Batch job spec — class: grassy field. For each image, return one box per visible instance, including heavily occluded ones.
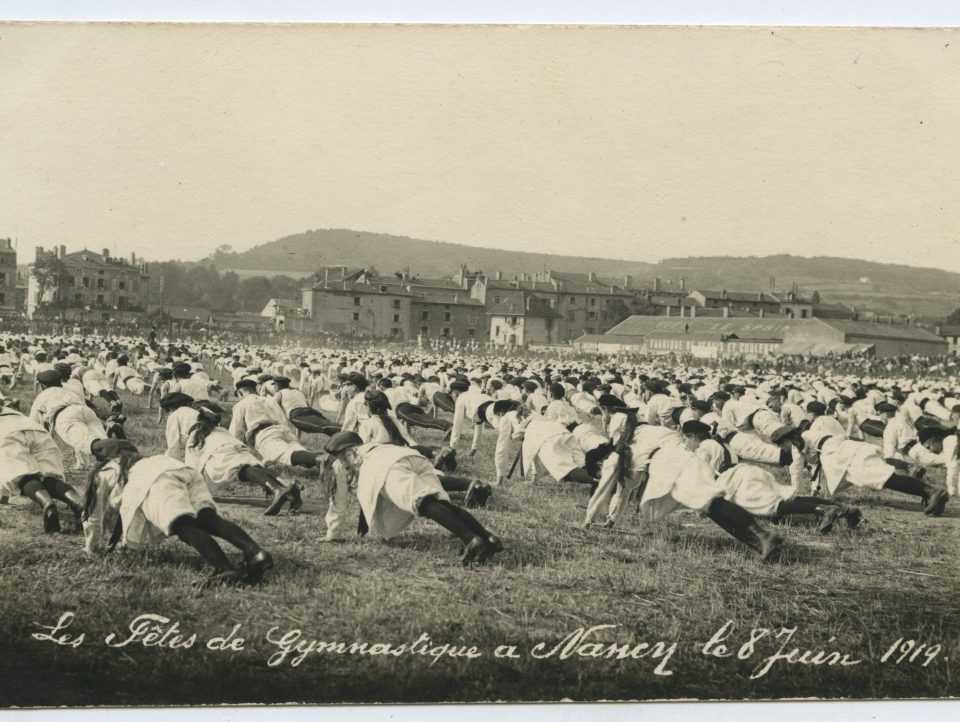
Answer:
[0,375,957,706]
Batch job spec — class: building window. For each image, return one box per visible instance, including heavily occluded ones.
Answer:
[493,295,500,304]
[586,327,594,334]
[82,277,90,288]
[392,299,400,309]
[590,298,596,306]
[443,312,451,322]
[800,309,808,318]
[391,328,400,337]
[510,316,517,324]
[442,327,451,337]
[393,314,400,323]
[74,293,82,303]
[495,325,500,336]
[96,294,104,304]
[97,278,104,289]
[0,293,4,305]
[567,311,575,321]
[569,297,575,304]
[588,311,596,320]
[467,328,475,337]
[353,296,361,306]
[352,312,360,321]
[119,280,126,290]
[421,310,429,321]
[420,326,429,335]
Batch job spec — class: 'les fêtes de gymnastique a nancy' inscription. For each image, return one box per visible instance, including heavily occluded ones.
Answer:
[31,612,945,680]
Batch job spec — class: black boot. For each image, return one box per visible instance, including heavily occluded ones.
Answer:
[262,480,297,517]
[839,504,863,529]
[239,549,274,585]
[464,480,492,509]
[923,483,949,517]
[707,498,783,562]
[815,504,844,534]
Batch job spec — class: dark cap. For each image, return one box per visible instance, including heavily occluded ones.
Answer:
[235,378,258,392]
[273,376,291,389]
[363,389,391,413]
[37,370,62,386]
[345,372,368,390]
[91,438,140,461]
[449,380,469,393]
[159,392,194,410]
[876,402,898,414]
[681,420,712,436]
[806,401,827,415]
[493,399,521,416]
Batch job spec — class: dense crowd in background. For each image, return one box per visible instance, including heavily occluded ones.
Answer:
[0,324,957,589]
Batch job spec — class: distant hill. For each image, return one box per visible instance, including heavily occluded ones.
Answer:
[208,229,960,318]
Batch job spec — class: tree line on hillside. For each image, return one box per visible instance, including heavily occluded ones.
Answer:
[148,262,302,313]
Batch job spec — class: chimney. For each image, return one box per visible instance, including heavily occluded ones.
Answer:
[679,305,684,318]
[680,276,686,291]
[496,270,502,281]
[623,275,632,288]
[654,277,661,292]
[721,289,727,300]
[35,246,43,262]
[454,293,459,303]
[666,305,671,317]
[59,245,66,259]
[130,252,136,266]
[690,305,696,318]
[722,306,730,318]
[525,295,531,311]
[757,291,763,301]
[759,308,764,318]
[588,272,596,282]
[103,248,110,259]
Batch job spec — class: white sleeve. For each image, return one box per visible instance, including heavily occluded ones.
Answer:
[82,468,116,554]
[449,396,466,447]
[164,414,183,459]
[494,416,514,478]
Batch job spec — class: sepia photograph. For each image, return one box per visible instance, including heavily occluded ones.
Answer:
[0,4,959,710]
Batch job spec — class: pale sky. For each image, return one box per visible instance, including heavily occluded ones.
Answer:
[1,23,959,271]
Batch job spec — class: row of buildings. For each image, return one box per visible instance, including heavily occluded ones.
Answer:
[5,241,959,357]
[295,265,868,345]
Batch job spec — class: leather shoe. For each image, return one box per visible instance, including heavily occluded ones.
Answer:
[240,550,274,585]
[42,503,61,534]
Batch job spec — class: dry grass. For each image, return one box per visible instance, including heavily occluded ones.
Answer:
[0,375,957,706]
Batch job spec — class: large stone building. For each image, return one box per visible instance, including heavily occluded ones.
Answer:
[935,324,960,355]
[301,267,413,339]
[27,246,150,321]
[471,270,634,342]
[0,238,17,316]
[488,293,562,346]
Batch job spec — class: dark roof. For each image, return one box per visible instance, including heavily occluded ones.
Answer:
[935,324,960,337]
[816,318,947,343]
[410,288,482,306]
[691,290,781,304]
[574,333,645,346]
[60,249,143,272]
[606,315,796,340]
[309,280,413,296]
[812,303,856,319]
[487,293,561,319]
